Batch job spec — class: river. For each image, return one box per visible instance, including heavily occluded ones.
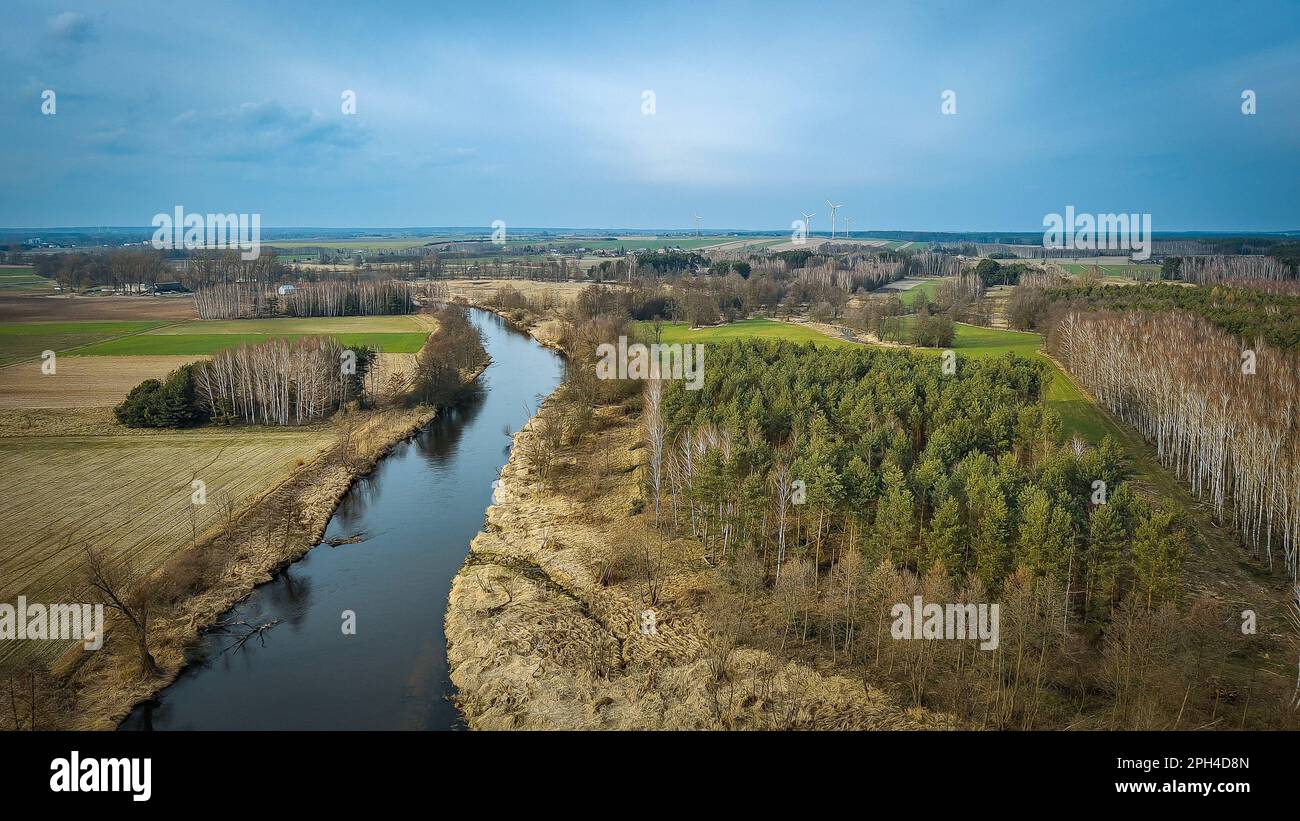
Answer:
[121,309,563,730]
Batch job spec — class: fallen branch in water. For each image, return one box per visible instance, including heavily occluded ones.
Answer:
[213,618,282,654]
[320,532,368,547]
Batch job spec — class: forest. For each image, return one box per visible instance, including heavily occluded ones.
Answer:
[501,319,1294,728]
[1050,309,1300,578]
[638,339,1181,614]
[1013,281,1300,349]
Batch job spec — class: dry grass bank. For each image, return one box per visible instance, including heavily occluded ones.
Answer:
[446,403,941,730]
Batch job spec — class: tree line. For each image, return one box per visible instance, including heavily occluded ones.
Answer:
[195,279,414,320]
[1050,309,1300,578]
[1012,281,1300,349]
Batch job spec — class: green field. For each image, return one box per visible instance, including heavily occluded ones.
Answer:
[75,331,427,356]
[1059,262,1161,279]
[548,236,761,252]
[0,267,54,293]
[153,316,424,335]
[897,279,942,307]
[266,236,448,251]
[61,316,429,355]
[0,320,167,365]
[640,318,858,348]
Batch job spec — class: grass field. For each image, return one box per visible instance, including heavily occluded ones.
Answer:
[896,279,942,307]
[642,318,858,348]
[545,236,749,252]
[0,320,168,366]
[152,316,425,334]
[1059,262,1161,279]
[59,315,430,356]
[0,427,334,668]
[0,266,54,293]
[75,332,427,356]
[266,236,446,251]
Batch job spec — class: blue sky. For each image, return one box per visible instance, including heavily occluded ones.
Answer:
[2,0,1298,231]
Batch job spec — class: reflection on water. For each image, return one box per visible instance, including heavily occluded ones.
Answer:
[121,310,563,730]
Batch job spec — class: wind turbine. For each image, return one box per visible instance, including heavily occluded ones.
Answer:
[692,213,702,236]
[843,216,852,238]
[826,200,843,239]
[801,211,816,239]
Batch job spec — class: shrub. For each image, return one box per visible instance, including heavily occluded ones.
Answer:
[114,364,208,428]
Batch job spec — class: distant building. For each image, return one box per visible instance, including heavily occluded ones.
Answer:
[277,284,297,296]
[153,282,189,294]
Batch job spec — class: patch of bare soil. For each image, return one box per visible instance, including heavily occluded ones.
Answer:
[0,294,196,322]
[0,356,205,409]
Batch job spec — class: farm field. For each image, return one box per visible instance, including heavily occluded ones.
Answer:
[443,277,591,306]
[540,235,752,252]
[0,266,54,293]
[0,355,203,408]
[640,317,858,348]
[71,315,432,356]
[152,316,426,334]
[266,236,447,251]
[0,320,169,365]
[75,332,428,356]
[0,294,196,322]
[0,426,335,669]
[1059,262,1161,279]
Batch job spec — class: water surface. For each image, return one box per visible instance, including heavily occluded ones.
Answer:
[122,309,562,730]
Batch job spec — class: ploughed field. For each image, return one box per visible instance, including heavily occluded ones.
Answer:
[0,426,334,669]
[0,302,434,671]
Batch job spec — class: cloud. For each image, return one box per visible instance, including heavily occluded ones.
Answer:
[80,126,139,156]
[172,100,367,163]
[47,11,94,44]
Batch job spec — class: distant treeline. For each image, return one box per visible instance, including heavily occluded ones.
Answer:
[1026,283,1300,350]
[194,279,414,319]
[1163,253,1295,285]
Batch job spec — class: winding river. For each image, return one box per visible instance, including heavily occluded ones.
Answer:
[121,309,563,730]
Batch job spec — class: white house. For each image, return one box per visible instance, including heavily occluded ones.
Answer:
[277,284,297,296]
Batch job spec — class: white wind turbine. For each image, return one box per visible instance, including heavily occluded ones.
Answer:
[826,200,843,239]
[843,215,852,238]
[692,213,702,236]
[801,211,816,240]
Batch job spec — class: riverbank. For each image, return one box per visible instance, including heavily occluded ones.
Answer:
[54,357,486,730]
[445,394,941,729]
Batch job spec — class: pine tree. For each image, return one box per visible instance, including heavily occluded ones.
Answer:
[871,464,914,566]
[1085,503,1126,616]
[1131,510,1186,610]
[923,494,965,579]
